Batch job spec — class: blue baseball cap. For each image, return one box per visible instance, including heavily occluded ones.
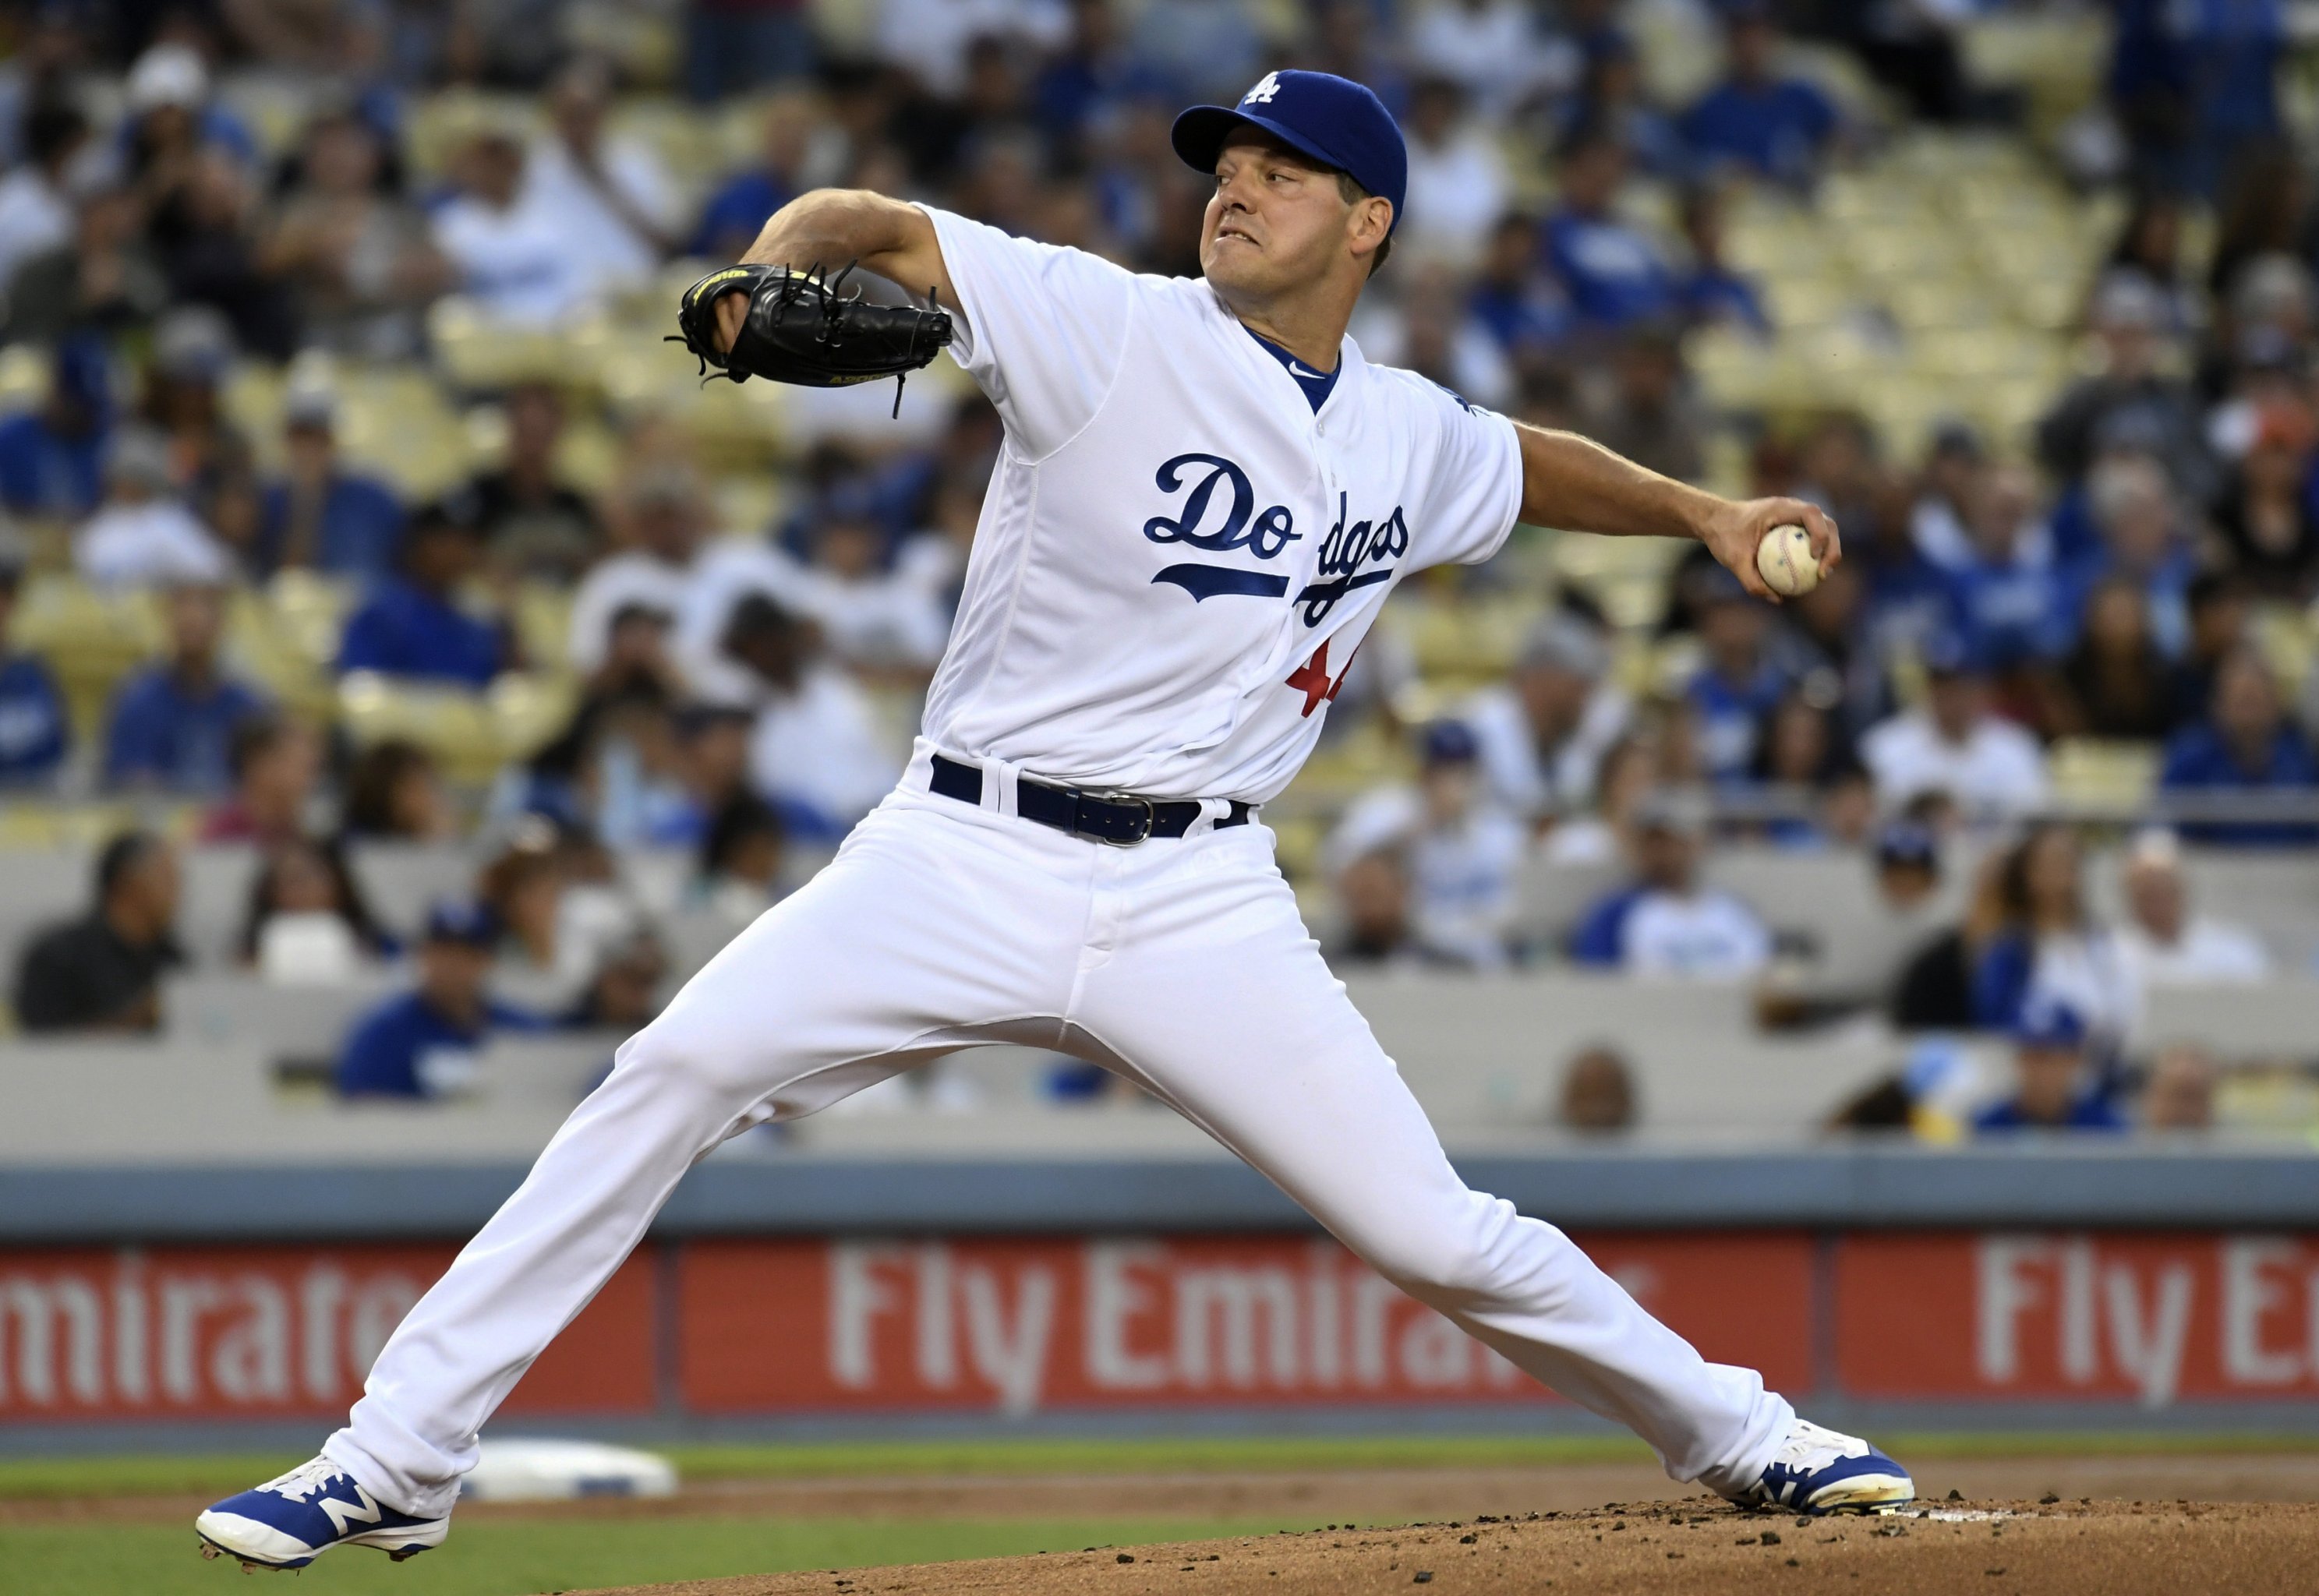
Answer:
[1421,719,1479,766]
[1874,821,1939,872]
[2012,998,2088,1052]
[1171,70,1407,235]
[1920,627,1986,678]
[423,898,499,948]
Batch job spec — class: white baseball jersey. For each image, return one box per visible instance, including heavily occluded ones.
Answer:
[918,206,1524,803]
[323,203,1800,1526]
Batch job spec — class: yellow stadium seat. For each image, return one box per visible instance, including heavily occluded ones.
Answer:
[338,670,578,786]
[0,344,50,413]
[405,90,539,182]
[511,584,574,669]
[2048,739,2160,815]
[430,298,606,393]
[13,577,163,741]
[0,800,195,851]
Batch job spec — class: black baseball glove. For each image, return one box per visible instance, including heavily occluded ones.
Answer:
[671,262,953,415]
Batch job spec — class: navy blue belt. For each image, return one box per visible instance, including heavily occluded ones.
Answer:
[929,754,1252,846]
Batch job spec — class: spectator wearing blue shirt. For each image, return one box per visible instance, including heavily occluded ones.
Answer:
[1939,463,2073,674]
[2072,454,2196,660]
[1973,1001,2130,1135]
[2159,645,2319,846]
[0,337,110,521]
[1560,33,1688,180]
[1034,0,1166,154]
[1677,185,1769,336]
[690,97,812,260]
[0,543,68,785]
[256,388,405,580]
[336,500,510,688]
[1569,792,1771,976]
[1969,823,2138,1054]
[1542,125,1677,330]
[336,900,542,1100]
[1467,214,1571,359]
[102,582,267,793]
[1678,5,1839,189]
[682,0,817,104]
[1686,567,1788,781]
[2109,0,2282,196]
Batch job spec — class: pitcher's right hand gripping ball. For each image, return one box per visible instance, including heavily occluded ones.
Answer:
[671,263,952,408]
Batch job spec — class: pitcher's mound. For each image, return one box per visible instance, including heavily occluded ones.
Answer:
[576,1499,2319,1596]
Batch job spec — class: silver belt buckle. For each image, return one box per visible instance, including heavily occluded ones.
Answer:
[1080,790,1155,846]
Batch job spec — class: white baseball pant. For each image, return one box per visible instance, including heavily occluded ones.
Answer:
[327,750,1792,1518]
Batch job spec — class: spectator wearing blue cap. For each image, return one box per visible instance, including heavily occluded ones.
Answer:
[0,540,68,786]
[1679,5,1840,189]
[1860,631,2049,821]
[1762,819,1950,1027]
[1328,718,1526,969]
[2158,644,2319,846]
[335,901,544,1100]
[335,500,511,689]
[1973,999,2129,1135]
[0,337,111,521]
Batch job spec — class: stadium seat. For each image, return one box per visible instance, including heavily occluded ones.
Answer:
[338,671,578,786]
[345,841,481,937]
[2048,740,2161,817]
[12,576,163,741]
[162,972,401,1056]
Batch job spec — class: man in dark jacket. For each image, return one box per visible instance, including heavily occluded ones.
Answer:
[14,832,184,1032]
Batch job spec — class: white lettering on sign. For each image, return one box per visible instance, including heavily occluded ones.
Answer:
[1085,1241,1170,1391]
[1970,1233,2319,1405]
[829,1242,902,1389]
[1975,1236,2049,1383]
[0,1251,428,1414]
[963,1265,1055,1416]
[2222,1237,2304,1386]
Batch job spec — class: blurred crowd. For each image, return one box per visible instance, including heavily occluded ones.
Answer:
[2,0,2317,1128]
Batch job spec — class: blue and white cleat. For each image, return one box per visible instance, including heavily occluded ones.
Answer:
[196,1456,448,1570]
[1730,1418,1915,1514]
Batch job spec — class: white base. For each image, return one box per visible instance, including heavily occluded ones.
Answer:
[459,1438,679,1503]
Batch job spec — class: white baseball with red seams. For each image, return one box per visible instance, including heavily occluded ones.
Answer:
[318,207,1803,1524]
[1755,521,1823,598]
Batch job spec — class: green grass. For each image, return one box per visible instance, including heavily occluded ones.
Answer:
[4,1429,2314,1502]
[2,1515,1297,1596]
[5,1429,2312,1595]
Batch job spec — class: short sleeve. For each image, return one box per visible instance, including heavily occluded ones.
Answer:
[1414,385,1524,569]
[917,205,1135,460]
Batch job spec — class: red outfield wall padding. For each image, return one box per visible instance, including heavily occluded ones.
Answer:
[1835,1232,2319,1404]
[673,1233,1815,1412]
[2,1231,2313,1422]
[0,1245,656,1420]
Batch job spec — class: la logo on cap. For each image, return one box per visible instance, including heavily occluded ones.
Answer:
[1243,72,1281,105]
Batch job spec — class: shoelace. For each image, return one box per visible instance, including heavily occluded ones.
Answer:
[1770,1423,1867,1469]
[260,1458,348,1502]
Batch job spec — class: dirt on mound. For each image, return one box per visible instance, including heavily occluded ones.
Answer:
[574,1499,2319,1596]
